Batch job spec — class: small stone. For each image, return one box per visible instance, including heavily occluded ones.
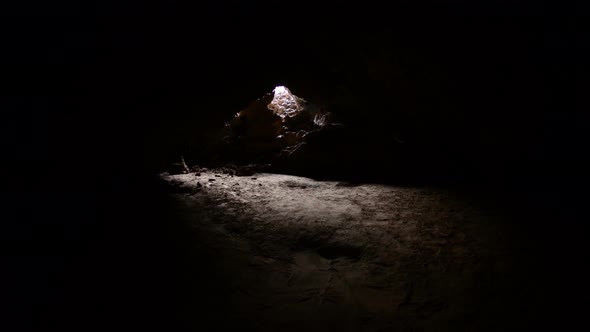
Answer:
[209,178,216,182]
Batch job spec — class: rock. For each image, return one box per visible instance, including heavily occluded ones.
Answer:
[206,85,333,167]
[169,182,192,193]
[169,163,188,175]
[235,166,255,177]
[282,131,298,146]
[169,156,190,174]
[267,86,304,119]
[226,93,282,141]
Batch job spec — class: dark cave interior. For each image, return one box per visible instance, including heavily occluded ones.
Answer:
[3,1,589,331]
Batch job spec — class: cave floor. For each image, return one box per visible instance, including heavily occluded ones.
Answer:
[156,170,556,332]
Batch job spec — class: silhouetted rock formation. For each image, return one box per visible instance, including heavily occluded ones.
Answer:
[202,86,340,175]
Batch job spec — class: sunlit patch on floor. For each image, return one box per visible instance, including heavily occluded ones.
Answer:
[160,169,521,331]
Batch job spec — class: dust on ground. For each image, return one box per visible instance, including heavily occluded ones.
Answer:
[160,169,537,332]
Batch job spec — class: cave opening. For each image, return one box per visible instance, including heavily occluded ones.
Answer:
[7,2,587,332]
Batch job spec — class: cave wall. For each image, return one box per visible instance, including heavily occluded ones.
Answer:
[5,4,586,331]
[16,1,583,185]
[137,6,582,185]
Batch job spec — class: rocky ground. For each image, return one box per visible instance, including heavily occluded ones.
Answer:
[158,168,547,332]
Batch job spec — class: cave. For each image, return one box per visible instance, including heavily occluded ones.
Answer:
[4,1,588,332]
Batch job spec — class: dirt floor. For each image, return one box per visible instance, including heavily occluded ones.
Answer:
[158,169,555,332]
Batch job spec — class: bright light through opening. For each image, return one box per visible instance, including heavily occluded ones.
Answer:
[268,85,300,119]
[273,86,288,95]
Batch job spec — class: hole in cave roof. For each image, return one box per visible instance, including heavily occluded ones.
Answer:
[267,85,304,119]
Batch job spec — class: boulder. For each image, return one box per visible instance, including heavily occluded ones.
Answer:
[208,85,334,169]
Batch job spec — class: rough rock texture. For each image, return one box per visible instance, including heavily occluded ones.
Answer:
[168,156,190,174]
[159,170,539,332]
[267,86,305,119]
[204,86,337,174]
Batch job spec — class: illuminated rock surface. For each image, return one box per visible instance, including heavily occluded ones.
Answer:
[267,86,304,119]
[206,86,336,171]
[160,170,536,331]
